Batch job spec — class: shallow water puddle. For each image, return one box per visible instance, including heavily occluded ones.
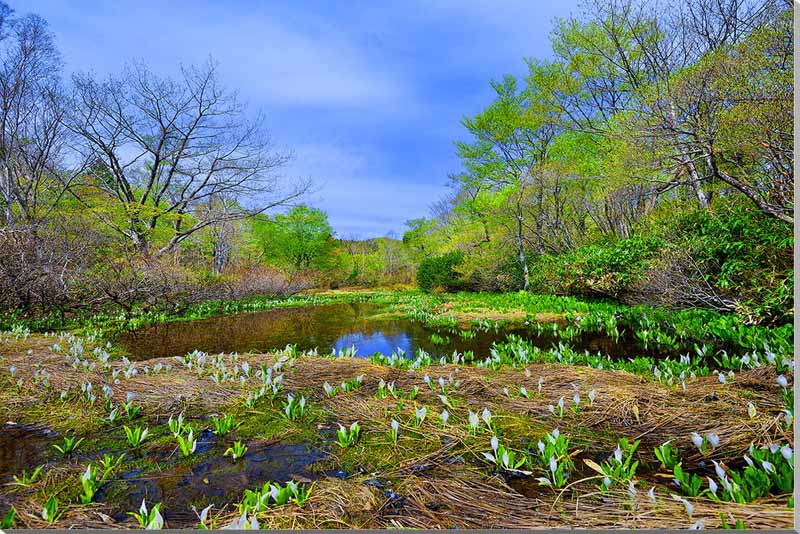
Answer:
[97,438,327,527]
[0,422,56,481]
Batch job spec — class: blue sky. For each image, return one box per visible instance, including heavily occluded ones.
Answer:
[19,0,579,238]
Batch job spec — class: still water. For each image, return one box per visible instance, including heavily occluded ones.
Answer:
[118,302,632,360]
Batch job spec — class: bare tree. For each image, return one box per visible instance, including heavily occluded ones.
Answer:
[0,5,72,226]
[67,59,308,257]
[550,0,791,221]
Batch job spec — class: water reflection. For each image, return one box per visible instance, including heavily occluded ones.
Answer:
[119,302,639,361]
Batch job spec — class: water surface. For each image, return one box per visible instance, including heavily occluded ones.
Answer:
[119,302,647,361]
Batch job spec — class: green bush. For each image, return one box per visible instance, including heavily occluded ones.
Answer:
[527,235,663,298]
[417,252,465,292]
[670,198,792,323]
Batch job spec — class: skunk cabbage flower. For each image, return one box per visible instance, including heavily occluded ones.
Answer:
[712,460,726,480]
[747,402,757,418]
[613,446,623,464]
[690,432,703,450]
[679,497,694,516]
[481,408,492,427]
[777,375,788,388]
[588,389,596,405]
[468,411,479,430]
[647,487,656,502]
[761,461,775,474]
[707,477,718,496]
[440,410,449,424]
[780,445,793,461]
[706,434,720,449]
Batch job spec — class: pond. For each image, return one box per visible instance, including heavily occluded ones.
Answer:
[119,302,648,361]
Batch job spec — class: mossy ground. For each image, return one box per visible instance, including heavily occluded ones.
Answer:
[0,303,793,529]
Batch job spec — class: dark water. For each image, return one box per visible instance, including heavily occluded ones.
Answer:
[119,302,645,361]
[96,435,328,527]
[0,423,56,481]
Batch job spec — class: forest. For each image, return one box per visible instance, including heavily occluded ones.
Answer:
[0,0,794,530]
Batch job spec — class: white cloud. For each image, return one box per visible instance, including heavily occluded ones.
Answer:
[284,142,446,237]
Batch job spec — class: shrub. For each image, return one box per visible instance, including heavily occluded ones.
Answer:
[417,252,465,292]
[527,235,663,298]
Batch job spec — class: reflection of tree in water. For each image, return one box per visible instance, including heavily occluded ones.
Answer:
[121,302,664,362]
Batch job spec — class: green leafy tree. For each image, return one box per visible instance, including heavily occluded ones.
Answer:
[252,206,337,272]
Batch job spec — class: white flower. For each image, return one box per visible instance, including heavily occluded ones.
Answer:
[613,446,622,464]
[126,392,135,402]
[468,411,479,429]
[780,444,793,461]
[647,486,656,502]
[537,441,545,454]
[415,406,427,422]
[777,375,788,388]
[603,476,611,488]
[588,389,596,404]
[440,410,449,424]
[679,497,694,516]
[481,408,492,427]
[712,460,726,480]
[707,477,718,496]
[520,386,528,398]
[491,436,499,453]
[706,433,720,449]
[762,460,775,473]
[549,456,558,474]
[747,402,757,418]
[573,394,580,406]
[690,432,704,450]
[689,519,705,530]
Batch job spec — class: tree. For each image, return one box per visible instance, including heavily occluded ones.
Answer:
[66,60,307,257]
[252,205,336,272]
[455,68,562,289]
[0,4,72,226]
[549,0,792,221]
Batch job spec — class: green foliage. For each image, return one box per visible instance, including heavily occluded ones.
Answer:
[417,252,465,292]
[336,422,361,448]
[224,441,248,462]
[1,506,16,529]
[670,198,793,323]
[251,206,336,272]
[53,435,84,455]
[528,235,663,298]
[654,441,680,470]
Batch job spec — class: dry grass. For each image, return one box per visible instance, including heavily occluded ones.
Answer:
[0,332,793,529]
